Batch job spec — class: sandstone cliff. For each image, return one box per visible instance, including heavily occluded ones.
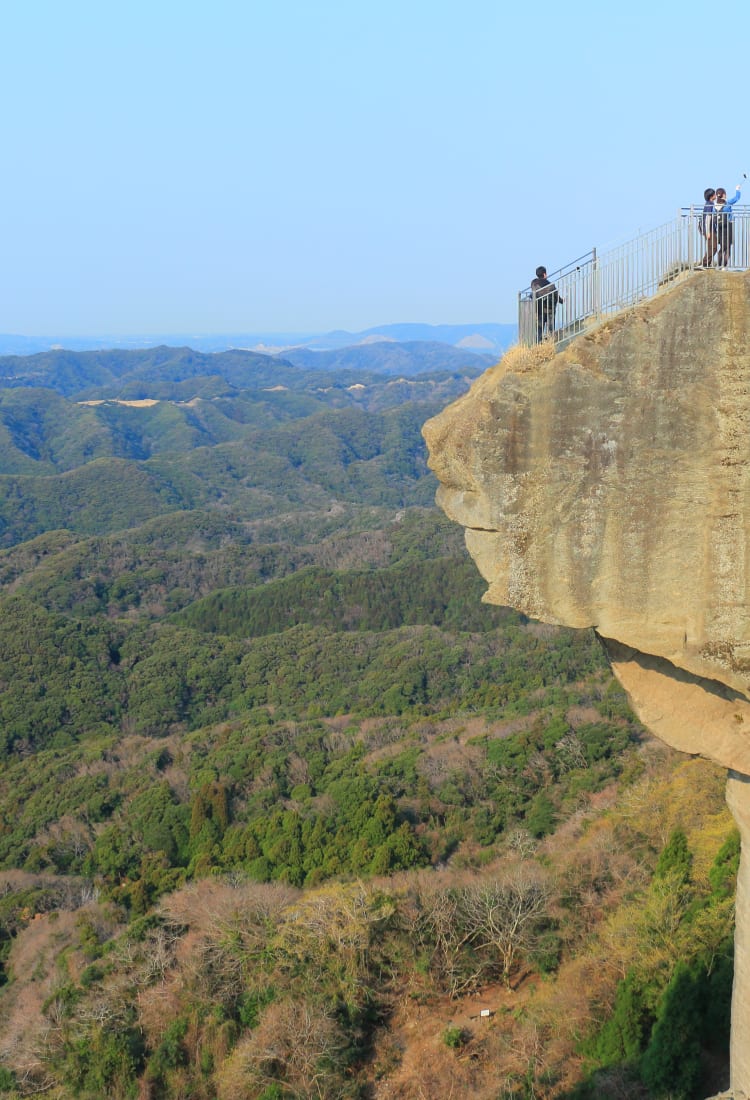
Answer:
[423,270,750,1099]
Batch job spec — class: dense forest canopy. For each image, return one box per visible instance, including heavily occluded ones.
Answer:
[0,344,735,1099]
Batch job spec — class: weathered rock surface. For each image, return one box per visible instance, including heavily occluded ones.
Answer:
[425,272,750,749]
[423,270,750,1098]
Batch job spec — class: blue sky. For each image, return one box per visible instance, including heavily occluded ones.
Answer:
[1,0,747,336]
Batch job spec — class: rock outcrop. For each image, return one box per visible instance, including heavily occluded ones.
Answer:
[423,271,750,1099]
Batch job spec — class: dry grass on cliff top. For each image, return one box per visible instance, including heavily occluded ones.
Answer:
[498,341,558,375]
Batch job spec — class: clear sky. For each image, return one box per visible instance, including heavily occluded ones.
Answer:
[1,0,747,336]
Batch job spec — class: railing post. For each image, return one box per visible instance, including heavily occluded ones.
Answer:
[518,290,534,347]
[592,247,600,320]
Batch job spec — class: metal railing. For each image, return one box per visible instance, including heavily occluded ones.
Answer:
[518,206,750,346]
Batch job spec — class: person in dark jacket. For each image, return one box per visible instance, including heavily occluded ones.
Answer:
[699,188,718,267]
[530,266,563,342]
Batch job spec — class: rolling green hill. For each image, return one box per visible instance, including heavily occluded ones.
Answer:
[0,348,477,552]
[0,345,284,396]
[0,395,454,546]
[171,558,511,636]
[0,388,114,473]
[0,342,485,397]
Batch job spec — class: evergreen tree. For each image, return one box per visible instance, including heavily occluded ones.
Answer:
[655,828,692,886]
[592,970,651,1066]
[640,962,703,1099]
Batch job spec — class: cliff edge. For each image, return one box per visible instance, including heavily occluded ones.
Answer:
[423,270,750,1099]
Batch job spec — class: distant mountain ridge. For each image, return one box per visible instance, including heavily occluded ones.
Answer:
[299,322,516,355]
[0,321,517,358]
[278,340,494,376]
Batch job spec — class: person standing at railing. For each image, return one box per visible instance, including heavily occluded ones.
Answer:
[715,183,742,268]
[699,188,718,267]
[531,266,563,342]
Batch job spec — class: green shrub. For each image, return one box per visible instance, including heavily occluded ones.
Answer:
[0,1066,16,1092]
[442,1025,467,1049]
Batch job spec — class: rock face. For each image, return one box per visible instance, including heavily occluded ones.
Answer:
[423,271,750,1099]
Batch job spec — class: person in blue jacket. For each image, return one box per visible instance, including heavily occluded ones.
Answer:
[715,183,742,268]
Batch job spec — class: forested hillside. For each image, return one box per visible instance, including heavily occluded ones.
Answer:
[0,346,735,1099]
[0,343,486,397]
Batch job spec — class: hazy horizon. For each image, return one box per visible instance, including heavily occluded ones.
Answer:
[0,320,517,357]
[2,1,745,335]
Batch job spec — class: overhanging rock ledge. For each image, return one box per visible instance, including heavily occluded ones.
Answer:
[422,270,750,1099]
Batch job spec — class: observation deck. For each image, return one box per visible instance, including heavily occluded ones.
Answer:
[518,206,750,347]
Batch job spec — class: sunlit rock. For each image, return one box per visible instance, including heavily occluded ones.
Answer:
[423,271,750,1098]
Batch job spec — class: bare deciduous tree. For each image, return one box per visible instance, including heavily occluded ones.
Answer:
[273,882,394,1010]
[217,999,347,1100]
[413,884,482,997]
[555,732,588,772]
[461,869,551,987]
[505,829,538,859]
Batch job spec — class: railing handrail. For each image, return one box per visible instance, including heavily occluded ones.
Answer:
[518,252,595,300]
[518,207,750,346]
[680,203,750,214]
